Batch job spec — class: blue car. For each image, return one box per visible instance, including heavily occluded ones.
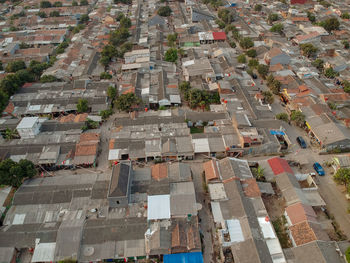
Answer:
[313,162,325,176]
[296,136,307,149]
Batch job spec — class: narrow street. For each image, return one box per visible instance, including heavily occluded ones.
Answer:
[190,162,215,263]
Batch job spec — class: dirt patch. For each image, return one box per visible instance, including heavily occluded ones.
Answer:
[262,185,286,221]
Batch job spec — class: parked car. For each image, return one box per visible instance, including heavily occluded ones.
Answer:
[296,136,307,148]
[313,162,325,176]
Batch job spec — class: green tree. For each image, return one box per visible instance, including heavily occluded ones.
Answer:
[333,168,350,192]
[79,14,89,23]
[179,81,191,93]
[120,16,131,28]
[246,49,257,58]
[40,75,58,83]
[239,37,254,49]
[16,69,35,83]
[216,19,225,29]
[37,11,47,18]
[77,98,89,113]
[262,91,274,104]
[80,0,88,5]
[5,60,26,73]
[270,79,281,94]
[345,246,350,263]
[311,58,324,71]
[237,54,246,64]
[164,48,178,62]
[300,43,318,58]
[167,33,177,44]
[268,13,279,24]
[0,159,36,187]
[276,113,289,122]
[40,1,52,8]
[254,4,262,11]
[107,86,117,99]
[0,74,21,95]
[307,11,316,23]
[341,40,349,49]
[115,93,142,112]
[53,1,62,7]
[270,23,284,34]
[319,0,330,7]
[100,56,111,67]
[100,72,112,79]
[290,111,305,126]
[50,10,60,17]
[157,6,172,17]
[341,12,350,19]
[319,17,339,32]
[324,67,338,79]
[0,91,8,112]
[257,64,269,79]
[100,108,113,120]
[19,42,31,49]
[252,166,265,181]
[342,80,350,94]
[4,128,19,140]
[218,9,234,24]
[116,13,125,21]
[248,59,259,69]
[72,0,78,6]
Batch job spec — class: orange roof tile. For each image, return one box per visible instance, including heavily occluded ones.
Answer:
[3,102,14,114]
[289,221,317,246]
[203,160,219,182]
[151,163,168,181]
[75,142,98,156]
[242,178,261,197]
[79,133,100,143]
[285,202,317,225]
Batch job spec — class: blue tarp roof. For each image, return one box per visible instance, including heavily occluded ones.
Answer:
[270,130,286,136]
[164,252,204,263]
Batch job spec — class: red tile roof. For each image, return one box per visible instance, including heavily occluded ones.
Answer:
[267,157,293,175]
[285,202,317,225]
[242,178,261,197]
[151,163,168,181]
[212,32,227,40]
[203,160,219,182]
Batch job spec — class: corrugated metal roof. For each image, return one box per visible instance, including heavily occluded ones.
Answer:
[192,138,210,153]
[227,219,244,243]
[32,242,56,263]
[147,195,170,220]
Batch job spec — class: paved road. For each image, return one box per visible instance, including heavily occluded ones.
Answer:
[190,162,215,263]
[288,149,350,239]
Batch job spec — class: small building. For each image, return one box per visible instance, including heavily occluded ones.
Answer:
[16,117,41,139]
[107,162,133,208]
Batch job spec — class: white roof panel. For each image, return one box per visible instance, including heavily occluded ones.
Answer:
[108,149,120,160]
[13,214,26,225]
[192,138,210,153]
[227,219,244,243]
[17,117,39,129]
[147,195,170,220]
[208,183,227,200]
[211,202,223,223]
[258,217,276,239]
[32,242,56,262]
[266,238,284,257]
